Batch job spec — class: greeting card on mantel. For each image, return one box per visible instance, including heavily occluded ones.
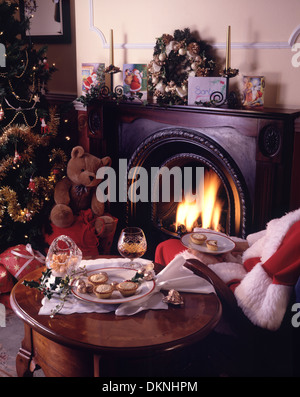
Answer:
[188,77,227,105]
[81,63,105,95]
[123,64,148,101]
[242,76,265,109]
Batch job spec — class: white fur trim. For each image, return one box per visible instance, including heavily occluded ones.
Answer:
[243,208,300,263]
[234,263,293,330]
[243,236,266,262]
[208,262,247,284]
[246,229,266,246]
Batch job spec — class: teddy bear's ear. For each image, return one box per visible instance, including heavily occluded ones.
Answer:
[71,146,85,158]
[101,156,112,167]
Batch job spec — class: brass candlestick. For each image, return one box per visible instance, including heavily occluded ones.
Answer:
[222,26,239,105]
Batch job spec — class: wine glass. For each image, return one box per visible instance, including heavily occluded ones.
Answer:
[117,227,147,269]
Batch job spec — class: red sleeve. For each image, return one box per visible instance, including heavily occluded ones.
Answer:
[155,239,186,266]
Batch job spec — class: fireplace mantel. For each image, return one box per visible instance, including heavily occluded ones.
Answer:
[86,101,300,235]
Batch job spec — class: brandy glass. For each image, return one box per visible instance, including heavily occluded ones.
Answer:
[117,227,147,269]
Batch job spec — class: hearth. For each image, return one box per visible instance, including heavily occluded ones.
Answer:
[87,102,300,258]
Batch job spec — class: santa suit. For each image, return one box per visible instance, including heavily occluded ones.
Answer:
[155,208,300,331]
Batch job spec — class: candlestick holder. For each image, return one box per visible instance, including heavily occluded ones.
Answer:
[104,64,122,92]
[216,67,239,108]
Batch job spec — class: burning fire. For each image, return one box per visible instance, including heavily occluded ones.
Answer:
[176,171,224,232]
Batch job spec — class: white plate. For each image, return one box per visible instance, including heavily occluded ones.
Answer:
[71,267,155,304]
[181,231,236,255]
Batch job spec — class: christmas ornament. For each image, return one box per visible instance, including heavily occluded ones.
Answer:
[13,149,21,164]
[162,289,184,305]
[40,117,49,134]
[28,177,36,193]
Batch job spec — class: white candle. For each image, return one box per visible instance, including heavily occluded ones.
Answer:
[226,26,231,70]
[110,29,114,65]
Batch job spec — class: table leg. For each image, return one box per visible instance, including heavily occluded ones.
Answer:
[16,323,35,377]
[93,354,100,377]
[93,354,118,377]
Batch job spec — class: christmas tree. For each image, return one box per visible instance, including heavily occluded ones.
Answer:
[0,1,68,253]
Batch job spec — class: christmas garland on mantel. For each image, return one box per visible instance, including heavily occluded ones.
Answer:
[148,28,216,105]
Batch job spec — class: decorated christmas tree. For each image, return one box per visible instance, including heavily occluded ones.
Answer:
[0,1,68,253]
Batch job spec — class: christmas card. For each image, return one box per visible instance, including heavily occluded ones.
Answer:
[123,64,148,101]
[188,77,227,105]
[242,76,265,109]
[81,63,105,95]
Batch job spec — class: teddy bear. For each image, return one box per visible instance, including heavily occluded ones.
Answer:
[50,145,115,239]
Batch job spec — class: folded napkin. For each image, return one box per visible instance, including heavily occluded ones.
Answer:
[39,255,214,317]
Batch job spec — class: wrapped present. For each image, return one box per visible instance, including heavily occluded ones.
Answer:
[0,244,45,280]
[0,264,14,293]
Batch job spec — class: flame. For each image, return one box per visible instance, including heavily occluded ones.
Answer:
[176,170,224,232]
[176,200,200,231]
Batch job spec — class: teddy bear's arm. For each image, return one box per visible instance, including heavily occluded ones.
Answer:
[54,178,72,205]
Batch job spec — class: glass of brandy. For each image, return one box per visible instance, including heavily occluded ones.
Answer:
[117,227,147,269]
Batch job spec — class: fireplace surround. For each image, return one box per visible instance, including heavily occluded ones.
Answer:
[87,101,300,257]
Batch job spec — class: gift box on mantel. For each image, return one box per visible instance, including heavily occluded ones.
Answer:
[0,243,45,282]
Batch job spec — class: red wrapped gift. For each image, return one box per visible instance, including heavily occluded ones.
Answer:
[0,244,45,280]
[0,263,14,293]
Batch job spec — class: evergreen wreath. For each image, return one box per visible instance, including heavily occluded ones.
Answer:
[148,28,216,105]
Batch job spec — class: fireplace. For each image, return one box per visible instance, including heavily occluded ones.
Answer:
[126,124,252,237]
[87,101,300,258]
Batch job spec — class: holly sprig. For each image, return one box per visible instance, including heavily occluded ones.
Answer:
[23,268,71,299]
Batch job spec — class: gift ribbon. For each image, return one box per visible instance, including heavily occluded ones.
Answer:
[11,244,45,279]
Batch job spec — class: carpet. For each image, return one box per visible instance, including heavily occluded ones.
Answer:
[0,307,23,377]
[0,307,44,377]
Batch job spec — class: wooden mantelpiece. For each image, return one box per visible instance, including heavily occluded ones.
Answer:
[87,101,300,234]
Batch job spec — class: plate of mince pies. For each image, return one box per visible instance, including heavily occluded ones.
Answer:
[71,267,156,304]
[181,231,236,255]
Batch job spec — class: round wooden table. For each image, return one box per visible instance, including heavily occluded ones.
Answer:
[10,262,222,377]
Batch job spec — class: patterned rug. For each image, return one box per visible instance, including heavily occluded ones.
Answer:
[0,308,23,377]
[0,307,45,377]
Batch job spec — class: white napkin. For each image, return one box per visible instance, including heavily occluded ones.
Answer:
[39,255,214,316]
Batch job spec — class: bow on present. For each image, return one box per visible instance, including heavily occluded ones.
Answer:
[11,244,45,279]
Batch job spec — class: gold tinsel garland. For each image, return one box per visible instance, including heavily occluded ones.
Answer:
[0,107,60,181]
[0,184,48,223]
[0,164,66,225]
[0,109,66,224]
